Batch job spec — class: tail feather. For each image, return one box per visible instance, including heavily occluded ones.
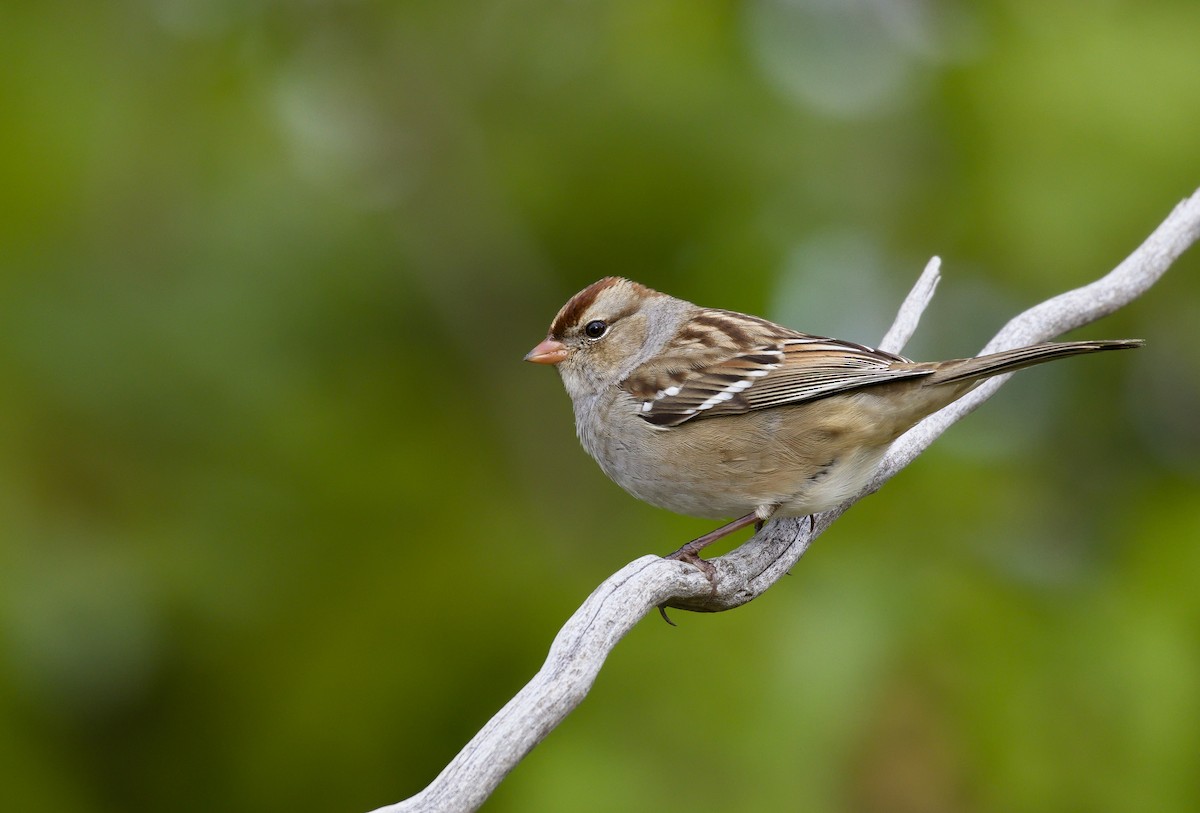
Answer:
[926,339,1144,386]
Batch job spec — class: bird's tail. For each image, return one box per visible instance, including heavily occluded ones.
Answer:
[926,339,1144,386]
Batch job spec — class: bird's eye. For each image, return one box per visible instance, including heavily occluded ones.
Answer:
[583,320,608,339]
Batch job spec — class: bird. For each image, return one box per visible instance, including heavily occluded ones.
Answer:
[525,276,1142,564]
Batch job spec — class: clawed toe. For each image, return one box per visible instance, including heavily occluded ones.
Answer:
[668,548,717,581]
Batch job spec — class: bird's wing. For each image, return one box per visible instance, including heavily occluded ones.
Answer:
[622,311,930,428]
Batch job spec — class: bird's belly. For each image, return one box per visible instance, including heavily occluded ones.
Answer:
[613,445,887,519]
[771,445,887,517]
[583,401,891,520]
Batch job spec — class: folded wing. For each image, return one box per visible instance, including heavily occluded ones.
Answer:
[622,313,932,428]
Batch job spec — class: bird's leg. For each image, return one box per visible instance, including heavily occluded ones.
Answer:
[659,508,777,624]
[665,505,777,564]
[664,512,759,563]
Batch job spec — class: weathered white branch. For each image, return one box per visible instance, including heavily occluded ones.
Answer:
[375,188,1200,813]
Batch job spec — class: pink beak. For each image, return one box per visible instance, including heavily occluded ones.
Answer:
[524,337,569,365]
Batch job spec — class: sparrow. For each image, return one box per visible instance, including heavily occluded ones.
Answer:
[526,277,1142,562]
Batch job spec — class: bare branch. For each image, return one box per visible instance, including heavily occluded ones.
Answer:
[375,188,1200,813]
[879,255,941,354]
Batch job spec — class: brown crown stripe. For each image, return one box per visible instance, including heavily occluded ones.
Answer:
[549,277,621,337]
[548,277,660,338]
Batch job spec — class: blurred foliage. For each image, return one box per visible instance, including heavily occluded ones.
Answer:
[1,0,1199,811]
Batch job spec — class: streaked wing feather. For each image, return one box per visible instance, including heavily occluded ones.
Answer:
[628,332,930,427]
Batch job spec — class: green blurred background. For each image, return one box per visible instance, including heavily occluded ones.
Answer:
[2,1,1199,811]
